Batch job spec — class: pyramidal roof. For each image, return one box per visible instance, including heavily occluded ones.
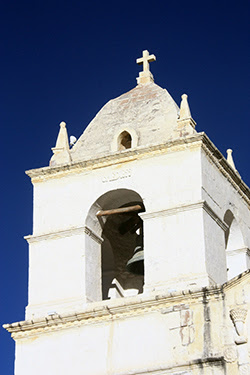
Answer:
[50,50,197,166]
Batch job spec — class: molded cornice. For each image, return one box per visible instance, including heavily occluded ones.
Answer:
[25,133,250,207]
[3,271,249,339]
[24,225,103,244]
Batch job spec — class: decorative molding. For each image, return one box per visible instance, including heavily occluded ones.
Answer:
[140,201,205,220]
[25,226,102,244]
[223,269,250,291]
[202,201,228,231]
[223,346,238,363]
[6,271,248,339]
[5,271,249,339]
[230,308,248,324]
[26,134,203,180]
[3,284,227,339]
[230,307,248,344]
[200,135,250,208]
[140,200,227,231]
[226,247,250,257]
[25,133,250,207]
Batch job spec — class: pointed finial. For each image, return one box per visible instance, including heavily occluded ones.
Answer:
[51,121,70,155]
[227,149,236,171]
[179,94,192,119]
[177,94,196,129]
[136,50,156,85]
[50,121,71,166]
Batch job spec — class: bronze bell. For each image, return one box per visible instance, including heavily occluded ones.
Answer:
[126,245,144,275]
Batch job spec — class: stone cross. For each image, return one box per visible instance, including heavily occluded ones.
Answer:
[136,50,156,73]
[136,50,156,85]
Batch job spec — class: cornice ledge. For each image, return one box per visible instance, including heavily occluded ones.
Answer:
[222,269,250,292]
[203,201,228,231]
[140,201,205,220]
[24,132,250,206]
[25,134,205,180]
[200,133,250,207]
[24,225,102,244]
[140,200,227,231]
[226,247,250,256]
[3,283,225,337]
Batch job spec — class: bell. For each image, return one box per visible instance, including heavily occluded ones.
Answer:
[126,245,144,275]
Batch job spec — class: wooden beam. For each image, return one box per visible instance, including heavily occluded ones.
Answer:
[96,204,142,217]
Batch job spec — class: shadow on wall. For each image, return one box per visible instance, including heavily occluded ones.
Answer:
[224,210,248,280]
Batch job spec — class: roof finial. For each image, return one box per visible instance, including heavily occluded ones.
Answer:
[226,149,236,171]
[136,50,156,85]
[179,94,191,119]
[177,94,196,129]
[50,121,71,166]
[51,122,70,154]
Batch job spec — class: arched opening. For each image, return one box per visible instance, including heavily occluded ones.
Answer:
[118,131,132,150]
[224,210,246,280]
[85,189,145,301]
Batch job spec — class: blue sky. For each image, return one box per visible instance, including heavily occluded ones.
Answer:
[1,1,249,373]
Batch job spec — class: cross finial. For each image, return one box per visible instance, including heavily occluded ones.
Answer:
[136,50,156,85]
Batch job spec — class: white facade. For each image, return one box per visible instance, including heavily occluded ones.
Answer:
[4,51,250,374]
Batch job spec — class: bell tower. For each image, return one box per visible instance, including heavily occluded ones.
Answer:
[4,50,250,375]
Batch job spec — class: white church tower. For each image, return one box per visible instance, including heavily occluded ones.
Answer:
[4,50,250,374]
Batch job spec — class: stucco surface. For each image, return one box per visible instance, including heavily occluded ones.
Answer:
[7,272,250,375]
[70,82,185,162]
[4,66,250,375]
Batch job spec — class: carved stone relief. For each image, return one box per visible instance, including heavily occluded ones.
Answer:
[230,308,248,345]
